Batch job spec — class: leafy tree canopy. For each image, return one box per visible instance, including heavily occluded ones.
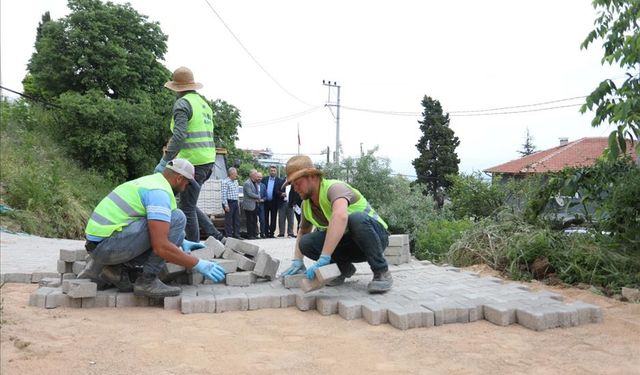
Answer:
[581,0,640,158]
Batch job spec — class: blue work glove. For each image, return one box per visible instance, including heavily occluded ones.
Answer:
[181,239,205,253]
[154,158,167,174]
[193,259,225,282]
[305,255,331,279]
[280,259,306,277]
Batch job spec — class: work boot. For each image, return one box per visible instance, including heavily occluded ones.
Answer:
[76,258,102,280]
[367,270,393,293]
[99,265,133,293]
[326,263,356,287]
[133,274,181,298]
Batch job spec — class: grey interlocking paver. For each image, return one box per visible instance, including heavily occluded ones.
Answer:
[204,236,226,258]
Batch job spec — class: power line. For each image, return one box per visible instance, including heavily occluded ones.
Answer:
[243,107,322,127]
[448,96,586,113]
[201,0,315,108]
[0,85,62,109]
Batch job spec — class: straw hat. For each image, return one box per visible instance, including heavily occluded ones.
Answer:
[164,66,203,92]
[284,155,323,186]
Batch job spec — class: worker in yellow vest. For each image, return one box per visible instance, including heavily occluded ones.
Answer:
[279,155,393,293]
[154,66,225,243]
[80,159,225,298]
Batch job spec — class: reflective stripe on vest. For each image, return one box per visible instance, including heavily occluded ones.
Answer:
[85,173,177,238]
[302,179,388,230]
[169,92,216,165]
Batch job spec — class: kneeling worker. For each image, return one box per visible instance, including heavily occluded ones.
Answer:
[280,155,392,293]
[79,159,225,297]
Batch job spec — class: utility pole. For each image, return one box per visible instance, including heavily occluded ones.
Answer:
[323,80,341,164]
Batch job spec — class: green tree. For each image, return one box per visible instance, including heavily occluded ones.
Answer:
[581,0,640,158]
[449,172,505,220]
[209,99,242,149]
[26,0,170,100]
[517,128,537,157]
[412,95,460,207]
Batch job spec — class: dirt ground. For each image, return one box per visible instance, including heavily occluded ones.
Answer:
[1,270,639,375]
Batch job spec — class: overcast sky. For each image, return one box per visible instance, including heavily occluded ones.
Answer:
[1,0,625,176]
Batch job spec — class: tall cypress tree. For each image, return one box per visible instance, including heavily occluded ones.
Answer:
[412,95,460,207]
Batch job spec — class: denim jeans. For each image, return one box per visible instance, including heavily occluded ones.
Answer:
[89,209,186,276]
[298,211,390,274]
[178,162,223,241]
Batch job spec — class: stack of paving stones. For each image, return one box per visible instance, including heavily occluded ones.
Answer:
[20,235,603,332]
[384,234,411,265]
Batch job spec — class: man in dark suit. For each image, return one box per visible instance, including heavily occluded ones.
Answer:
[261,165,285,238]
[241,169,261,240]
[256,172,268,238]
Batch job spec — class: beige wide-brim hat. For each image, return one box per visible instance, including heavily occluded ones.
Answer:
[164,66,204,92]
[284,155,323,186]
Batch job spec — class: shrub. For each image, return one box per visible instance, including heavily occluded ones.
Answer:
[448,172,505,220]
[414,218,473,263]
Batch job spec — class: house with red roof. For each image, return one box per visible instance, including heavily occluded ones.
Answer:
[484,137,638,178]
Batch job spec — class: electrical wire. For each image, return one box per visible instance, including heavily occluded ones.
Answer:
[201,0,315,108]
[243,106,322,127]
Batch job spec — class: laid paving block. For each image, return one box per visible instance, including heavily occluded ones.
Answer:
[31,272,59,283]
[481,302,518,326]
[116,293,139,307]
[315,264,341,284]
[197,285,215,296]
[191,247,216,260]
[39,277,62,288]
[567,302,603,324]
[1,273,33,283]
[282,274,305,289]
[295,293,316,311]
[164,296,182,310]
[82,297,97,308]
[226,271,257,286]
[72,261,87,275]
[277,289,297,308]
[316,296,339,316]
[362,301,402,325]
[59,248,87,262]
[516,305,560,331]
[159,263,186,281]
[57,260,74,274]
[95,289,118,308]
[45,290,64,309]
[387,305,434,330]
[300,277,324,293]
[62,273,76,280]
[29,287,58,308]
[225,237,259,257]
[248,292,281,310]
[182,296,215,313]
[63,294,83,308]
[63,279,97,298]
[338,299,363,320]
[215,293,248,313]
[188,272,204,285]
[204,236,226,258]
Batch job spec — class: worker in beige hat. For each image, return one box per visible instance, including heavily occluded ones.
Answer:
[279,155,393,293]
[154,66,226,245]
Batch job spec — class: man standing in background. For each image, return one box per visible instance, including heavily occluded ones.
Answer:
[221,167,240,239]
[154,66,225,244]
[242,169,261,240]
[261,165,285,238]
[256,172,267,239]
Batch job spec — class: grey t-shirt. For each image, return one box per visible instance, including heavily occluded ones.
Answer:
[301,182,360,228]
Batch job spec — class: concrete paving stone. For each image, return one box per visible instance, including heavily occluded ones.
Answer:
[215,259,238,274]
[387,234,409,247]
[57,260,74,274]
[295,293,317,311]
[253,251,280,280]
[282,274,305,289]
[516,305,559,331]
[31,272,59,283]
[95,289,118,308]
[215,293,248,313]
[191,247,216,260]
[338,299,363,320]
[316,296,339,316]
[236,255,256,271]
[248,292,281,310]
[226,271,257,286]
[384,255,404,266]
[63,294,83,308]
[82,297,96,308]
[188,272,204,285]
[315,264,341,284]
[63,279,97,298]
[529,290,564,302]
[184,296,215,313]
[278,289,297,308]
[387,305,434,330]
[197,285,215,296]
[29,287,58,307]
[180,296,195,314]
[62,273,76,279]
[45,290,64,309]
[163,296,182,310]
[567,302,603,324]
[204,236,226,258]
[72,261,87,275]
[225,237,260,257]
[159,263,187,281]
[222,248,239,261]
[115,292,138,307]
[39,277,62,288]
[553,304,580,328]
[384,246,406,256]
[59,248,87,262]
[180,285,198,296]
[361,301,392,325]
[300,277,324,293]
[483,302,518,326]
